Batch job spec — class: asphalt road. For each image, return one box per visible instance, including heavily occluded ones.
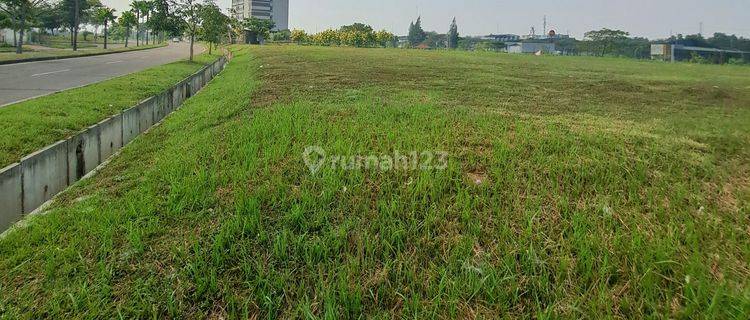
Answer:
[0,42,201,107]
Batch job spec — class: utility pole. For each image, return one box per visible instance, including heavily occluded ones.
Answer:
[699,22,703,36]
[543,15,547,35]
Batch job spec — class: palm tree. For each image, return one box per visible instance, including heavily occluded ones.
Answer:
[130,0,148,46]
[95,7,116,49]
[143,0,154,45]
[0,0,47,54]
[118,10,136,47]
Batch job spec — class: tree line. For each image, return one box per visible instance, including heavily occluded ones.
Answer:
[288,23,397,48]
[0,0,237,60]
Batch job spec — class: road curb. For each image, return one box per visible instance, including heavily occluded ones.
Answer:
[0,44,168,66]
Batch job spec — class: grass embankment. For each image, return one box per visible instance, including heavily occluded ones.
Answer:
[1,45,749,318]
[0,43,166,63]
[0,52,218,167]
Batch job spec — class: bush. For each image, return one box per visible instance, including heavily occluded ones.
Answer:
[727,58,747,65]
[270,30,291,42]
[304,26,395,48]
[689,52,710,64]
[290,29,308,44]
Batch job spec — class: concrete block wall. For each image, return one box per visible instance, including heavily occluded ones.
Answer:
[0,56,228,233]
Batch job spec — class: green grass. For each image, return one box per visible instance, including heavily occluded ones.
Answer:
[0,52,218,167]
[0,43,166,62]
[40,42,98,49]
[0,45,748,318]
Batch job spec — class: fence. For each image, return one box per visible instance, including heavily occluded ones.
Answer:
[0,55,229,232]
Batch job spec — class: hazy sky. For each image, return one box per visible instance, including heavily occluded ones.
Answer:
[103,0,750,39]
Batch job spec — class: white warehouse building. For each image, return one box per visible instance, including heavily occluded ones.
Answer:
[506,42,557,54]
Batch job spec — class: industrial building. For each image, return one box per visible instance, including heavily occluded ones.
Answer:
[651,44,748,63]
[231,0,289,31]
[483,34,521,42]
[506,42,557,54]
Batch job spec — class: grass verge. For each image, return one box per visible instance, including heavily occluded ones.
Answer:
[0,43,166,63]
[0,52,218,167]
[0,45,748,318]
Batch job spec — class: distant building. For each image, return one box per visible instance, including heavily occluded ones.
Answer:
[522,33,570,41]
[483,34,521,42]
[397,36,409,47]
[232,0,289,31]
[1,29,13,45]
[651,44,749,63]
[506,42,556,54]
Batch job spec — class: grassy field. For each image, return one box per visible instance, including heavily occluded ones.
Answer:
[0,43,165,63]
[0,45,748,318]
[0,52,218,167]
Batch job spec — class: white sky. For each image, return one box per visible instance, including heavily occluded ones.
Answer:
[102,0,750,39]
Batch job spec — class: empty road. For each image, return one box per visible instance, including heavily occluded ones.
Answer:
[0,43,201,107]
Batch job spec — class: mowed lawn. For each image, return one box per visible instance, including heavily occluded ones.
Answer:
[0,45,748,318]
[0,52,218,167]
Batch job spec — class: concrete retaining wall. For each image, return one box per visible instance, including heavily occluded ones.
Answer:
[22,140,69,214]
[99,115,123,161]
[67,125,101,185]
[0,55,228,232]
[153,92,169,122]
[0,164,22,231]
[137,97,155,133]
[172,84,185,108]
[122,106,140,145]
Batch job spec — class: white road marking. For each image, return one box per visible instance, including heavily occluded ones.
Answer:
[106,60,124,64]
[31,69,71,77]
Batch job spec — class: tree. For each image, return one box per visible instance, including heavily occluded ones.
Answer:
[0,9,12,39]
[338,22,375,47]
[143,0,155,44]
[423,31,446,48]
[149,0,179,44]
[94,6,115,48]
[197,0,226,54]
[311,29,339,46]
[226,8,241,44]
[0,0,48,54]
[173,0,201,60]
[60,0,99,50]
[118,10,136,47]
[447,17,458,49]
[0,11,9,28]
[290,29,307,44]
[583,28,629,56]
[340,22,372,34]
[243,17,274,43]
[270,29,290,42]
[374,29,395,47]
[37,2,63,34]
[407,16,426,47]
[131,0,148,46]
